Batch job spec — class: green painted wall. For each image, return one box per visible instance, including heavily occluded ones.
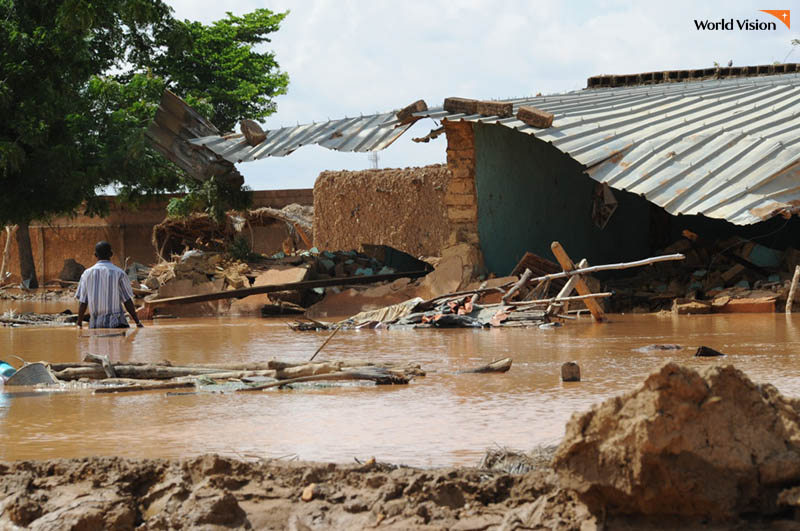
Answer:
[473,123,653,275]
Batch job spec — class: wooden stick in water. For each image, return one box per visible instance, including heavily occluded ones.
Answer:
[309,325,341,362]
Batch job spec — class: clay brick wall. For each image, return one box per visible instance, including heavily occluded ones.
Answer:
[2,189,313,283]
[313,165,450,258]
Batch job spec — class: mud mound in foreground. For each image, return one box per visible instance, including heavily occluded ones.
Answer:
[0,455,586,530]
[554,362,800,519]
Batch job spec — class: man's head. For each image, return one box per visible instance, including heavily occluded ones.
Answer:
[94,241,113,260]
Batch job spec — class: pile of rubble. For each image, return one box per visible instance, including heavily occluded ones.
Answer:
[605,233,799,314]
[143,251,250,291]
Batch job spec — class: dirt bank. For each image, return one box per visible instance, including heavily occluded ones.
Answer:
[0,454,588,530]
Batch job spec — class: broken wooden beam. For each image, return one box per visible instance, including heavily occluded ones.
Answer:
[83,353,117,378]
[395,99,428,124]
[93,381,196,394]
[787,265,800,314]
[546,258,588,315]
[502,268,533,304]
[238,367,412,391]
[550,242,605,322]
[143,269,430,309]
[516,106,554,128]
[518,253,686,285]
[458,358,512,374]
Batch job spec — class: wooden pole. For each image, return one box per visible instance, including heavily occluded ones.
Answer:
[0,225,18,284]
[547,258,588,315]
[550,242,605,322]
[502,268,533,305]
[144,269,430,308]
[524,252,685,285]
[787,265,800,314]
[308,325,341,362]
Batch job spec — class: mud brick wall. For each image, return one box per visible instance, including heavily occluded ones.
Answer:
[313,165,450,257]
[3,189,313,283]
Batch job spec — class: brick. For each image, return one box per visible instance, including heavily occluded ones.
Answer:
[516,106,554,128]
[443,122,474,148]
[447,205,478,222]
[240,119,266,146]
[444,193,476,207]
[448,166,474,181]
[446,179,475,195]
[447,153,475,165]
[395,99,428,125]
[444,97,479,115]
[476,101,513,118]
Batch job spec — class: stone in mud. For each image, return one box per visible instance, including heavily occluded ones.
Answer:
[59,258,85,282]
[695,346,726,357]
[301,483,320,502]
[553,362,800,519]
[561,362,580,382]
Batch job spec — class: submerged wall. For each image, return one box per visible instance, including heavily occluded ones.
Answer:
[473,123,652,275]
[313,166,450,257]
[3,189,312,283]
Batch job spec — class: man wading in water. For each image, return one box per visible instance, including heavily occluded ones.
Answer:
[76,241,143,329]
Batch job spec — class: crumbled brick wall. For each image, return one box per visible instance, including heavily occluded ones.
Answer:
[3,189,313,283]
[313,165,450,257]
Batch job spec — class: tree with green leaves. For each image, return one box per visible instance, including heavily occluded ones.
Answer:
[0,1,288,286]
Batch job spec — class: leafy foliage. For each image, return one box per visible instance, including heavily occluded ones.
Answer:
[0,0,288,226]
[166,177,253,222]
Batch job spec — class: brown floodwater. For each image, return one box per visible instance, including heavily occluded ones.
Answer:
[2,303,800,467]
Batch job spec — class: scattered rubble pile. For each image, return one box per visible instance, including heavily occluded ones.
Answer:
[144,251,250,292]
[291,291,556,331]
[604,234,800,313]
[7,357,426,393]
[554,362,800,521]
[152,203,313,258]
[143,244,430,317]
[0,309,77,327]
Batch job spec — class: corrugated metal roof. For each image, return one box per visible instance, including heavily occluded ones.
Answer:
[189,111,413,162]
[429,72,800,225]
[193,72,800,225]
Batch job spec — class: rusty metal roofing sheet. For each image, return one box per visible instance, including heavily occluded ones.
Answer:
[189,111,413,162]
[424,73,800,225]
[192,72,800,225]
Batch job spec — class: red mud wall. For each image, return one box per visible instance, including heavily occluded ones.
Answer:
[313,165,450,258]
[3,189,312,283]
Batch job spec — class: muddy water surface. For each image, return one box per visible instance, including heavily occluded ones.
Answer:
[2,308,800,467]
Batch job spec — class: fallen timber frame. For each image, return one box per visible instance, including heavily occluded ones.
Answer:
[142,270,431,308]
[524,251,686,285]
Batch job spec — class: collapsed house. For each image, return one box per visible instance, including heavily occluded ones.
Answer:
[186,64,800,280]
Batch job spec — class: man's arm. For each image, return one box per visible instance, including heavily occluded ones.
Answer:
[77,302,87,329]
[123,299,143,328]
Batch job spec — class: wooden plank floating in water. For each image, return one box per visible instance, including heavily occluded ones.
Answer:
[458,358,512,374]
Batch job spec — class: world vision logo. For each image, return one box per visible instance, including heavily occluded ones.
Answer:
[694,9,790,30]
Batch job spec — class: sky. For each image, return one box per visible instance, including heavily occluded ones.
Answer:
[163,1,798,191]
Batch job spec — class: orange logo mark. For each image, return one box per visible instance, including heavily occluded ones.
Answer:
[760,9,790,29]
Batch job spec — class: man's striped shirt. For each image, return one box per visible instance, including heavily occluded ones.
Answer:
[75,260,134,328]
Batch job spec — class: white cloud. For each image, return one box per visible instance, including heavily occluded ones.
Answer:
[163,0,798,189]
